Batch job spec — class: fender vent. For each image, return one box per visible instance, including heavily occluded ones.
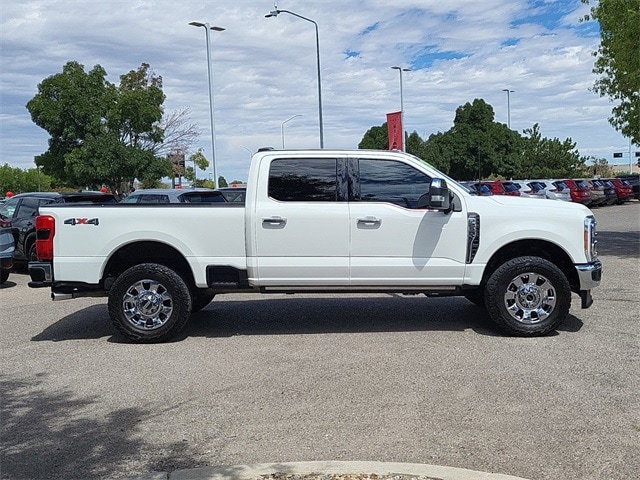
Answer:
[466,213,480,264]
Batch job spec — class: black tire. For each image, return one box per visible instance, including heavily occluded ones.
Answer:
[28,242,37,262]
[108,263,192,343]
[485,256,571,336]
[191,292,215,313]
[463,288,485,307]
[0,269,9,285]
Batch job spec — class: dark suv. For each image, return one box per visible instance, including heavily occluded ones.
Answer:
[0,192,117,264]
[616,173,640,200]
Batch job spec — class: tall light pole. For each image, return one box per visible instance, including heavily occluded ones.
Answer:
[502,89,514,129]
[190,22,225,187]
[266,7,324,148]
[281,114,303,148]
[391,66,410,152]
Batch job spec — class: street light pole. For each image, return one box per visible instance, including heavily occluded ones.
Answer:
[391,66,410,152]
[502,89,514,129]
[266,8,324,148]
[281,114,303,148]
[190,22,225,187]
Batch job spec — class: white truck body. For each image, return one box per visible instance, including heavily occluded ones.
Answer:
[29,149,601,341]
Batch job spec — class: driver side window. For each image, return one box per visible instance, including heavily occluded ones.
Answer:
[356,159,432,209]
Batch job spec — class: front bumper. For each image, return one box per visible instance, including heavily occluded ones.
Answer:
[575,259,602,308]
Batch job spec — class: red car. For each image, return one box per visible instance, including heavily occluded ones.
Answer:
[562,179,592,206]
[482,180,521,196]
[603,178,634,204]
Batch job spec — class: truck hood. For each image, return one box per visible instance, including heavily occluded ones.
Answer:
[464,193,593,215]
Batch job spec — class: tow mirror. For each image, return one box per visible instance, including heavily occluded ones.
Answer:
[417,178,450,210]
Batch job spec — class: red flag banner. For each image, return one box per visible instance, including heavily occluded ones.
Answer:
[386,111,403,151]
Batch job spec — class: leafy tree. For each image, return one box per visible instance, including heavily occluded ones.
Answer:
[359,124,389,150]
[520,124,586,178]
[581,0,640,144]
[182,149,211,187]
[26,61,171,193]
[218,176,228,188]
[0,164,52,194]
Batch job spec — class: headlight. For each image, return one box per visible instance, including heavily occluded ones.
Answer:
[584,216,597,262]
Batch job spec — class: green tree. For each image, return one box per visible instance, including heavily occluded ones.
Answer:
[183,148,210,187]
[422,99,522,180]
[358,124,389,150]
[0,164,52,194]
[26,61,171,193]
[520,124,586,178]
[582,0,640,144]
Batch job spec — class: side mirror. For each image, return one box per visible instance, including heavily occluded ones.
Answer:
[417,178,451,210]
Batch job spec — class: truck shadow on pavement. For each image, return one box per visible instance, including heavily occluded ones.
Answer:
[0,374,213,479]
[595,230,640,258]
[31,296,583,343]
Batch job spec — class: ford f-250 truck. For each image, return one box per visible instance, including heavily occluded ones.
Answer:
[28,149,602,342]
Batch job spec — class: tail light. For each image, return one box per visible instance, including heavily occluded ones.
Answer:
[35,215,55,261]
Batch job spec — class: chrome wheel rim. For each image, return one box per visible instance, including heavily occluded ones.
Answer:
[504,272,556,324]
[122,279,173,331]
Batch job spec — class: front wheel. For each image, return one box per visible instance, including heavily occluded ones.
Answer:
[485,256,571,336]
[108,263,192,343]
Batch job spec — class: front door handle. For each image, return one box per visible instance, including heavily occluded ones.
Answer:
[262,216,287,226]
[357,216,382,226]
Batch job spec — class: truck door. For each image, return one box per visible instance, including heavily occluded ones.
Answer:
[348,157,467,285]
[253,157,350,286]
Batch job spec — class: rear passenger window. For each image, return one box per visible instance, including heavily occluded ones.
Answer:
[268,158,337,202]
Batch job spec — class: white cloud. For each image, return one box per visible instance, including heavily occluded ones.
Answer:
[0,0,634,186]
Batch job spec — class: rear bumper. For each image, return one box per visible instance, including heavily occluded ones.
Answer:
[28,261,52,287]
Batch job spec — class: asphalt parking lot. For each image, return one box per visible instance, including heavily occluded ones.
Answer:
[1,202,638,480]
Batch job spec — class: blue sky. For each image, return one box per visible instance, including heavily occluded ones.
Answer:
[0,0,635,184]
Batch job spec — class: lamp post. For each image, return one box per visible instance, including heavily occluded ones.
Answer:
[189,22,225,187]
[266,7,324,148]
[281,114,303,148]
[391,66,410,152]
[502,89,514,129]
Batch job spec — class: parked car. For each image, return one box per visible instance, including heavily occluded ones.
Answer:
[121,188,227,204]
[584,179,607,207]
[480,180,521,196]
[512,180,546,199]
[562,179,592,206]
[0,191,117,264]
[616,173,640,200]
[459,182,493,196]
[594,179,618,206]
[535,180,572,202]
[0,218,14,284]
[603,177,634,204]
[215,186,247,203]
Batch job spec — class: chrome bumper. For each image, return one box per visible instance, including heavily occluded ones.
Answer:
[575,259,602,309]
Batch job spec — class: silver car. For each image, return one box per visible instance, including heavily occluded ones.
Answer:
[536,180,572,202]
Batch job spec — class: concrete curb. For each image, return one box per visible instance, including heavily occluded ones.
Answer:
[116,461,531,480]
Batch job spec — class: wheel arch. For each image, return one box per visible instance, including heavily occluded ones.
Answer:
[480,239,579,293]
[102,241,195,290]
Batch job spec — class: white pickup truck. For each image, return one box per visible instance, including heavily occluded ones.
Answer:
[28,149,602,342]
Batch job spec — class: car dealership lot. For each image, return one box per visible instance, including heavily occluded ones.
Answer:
[1,203,638,480]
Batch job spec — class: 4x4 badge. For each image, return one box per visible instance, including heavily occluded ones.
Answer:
[64,218,99,226]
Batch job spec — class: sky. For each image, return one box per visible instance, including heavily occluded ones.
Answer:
[0,0,636,184]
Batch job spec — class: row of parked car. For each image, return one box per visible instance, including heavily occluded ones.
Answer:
[461,175,639,207]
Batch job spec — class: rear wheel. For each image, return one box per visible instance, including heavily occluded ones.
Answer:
[108,263,192,343]
[485,256,571,336]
